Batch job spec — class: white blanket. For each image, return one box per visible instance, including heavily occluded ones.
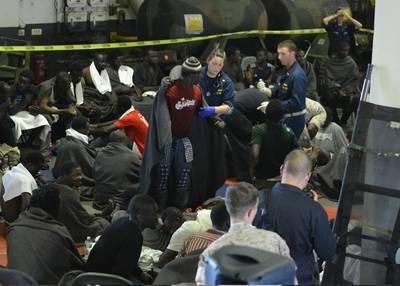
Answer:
[65,128,89,144]
[118,65,134,87]
[10,111,50,142]
[2,163,37,202]
[70,80,84,106]
[89,62,112,94]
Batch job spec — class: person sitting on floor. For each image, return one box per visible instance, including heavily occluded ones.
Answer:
[8,72,51,158]
[51,161,109,243]
[107,50,143,101]
[298,97,327,147]
[90,94,148,156]
[134,49,164,94]
[156,208,212,268]
[1,150,44,223]
[82,52,115,122]
[53,116,96,200]
[0,81,17,148]
[181,201,230,256]
[323,42,360,125]
[94,130,141,211]
[245,48,275,87]
[313,108,348,199]
[142,206,185,252]
[85,194,158,284]
[6,185,83,284]
[38,71,78,143]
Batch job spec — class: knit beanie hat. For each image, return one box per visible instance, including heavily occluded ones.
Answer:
[182,56,202,73]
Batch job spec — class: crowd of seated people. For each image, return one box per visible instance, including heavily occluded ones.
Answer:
[0,29,365,284]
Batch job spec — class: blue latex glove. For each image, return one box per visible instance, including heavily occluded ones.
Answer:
[198,106,216,118]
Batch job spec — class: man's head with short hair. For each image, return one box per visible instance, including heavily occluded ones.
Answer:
[93,52,108,71]
[108,129,128,144]
[55,71,72,92]
[30,184,60,219]
[128,194,159,229]
[256,48,268,65]
[337,42,350,58]
[146,49,159,65]
[226,46,241,64]
[162,207,185,234]
[69,60,84,84]
[115,94,132,115]
[225,182,259,224]
[17,70,34,94]
[21,150,44,177]
[71,116,89,135]
[281,149,313,190]
[109,50,124,70]
[296,49,306,68]
[277,40,297,68]
[265,99,284,123]
[211,202,230,232]
[59,161,82,188]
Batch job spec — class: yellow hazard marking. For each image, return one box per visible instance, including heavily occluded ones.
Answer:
[0,28,374,52]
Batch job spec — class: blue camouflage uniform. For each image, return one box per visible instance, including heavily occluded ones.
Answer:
[271,61,307,138]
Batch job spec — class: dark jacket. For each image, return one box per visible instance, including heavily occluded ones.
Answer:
[53,136,96,184]
[7,207,83,284]
[271,61,307,113]
[85,216,142,280]
[265,183,336,284]
[94,142,141,208]
[52,180,109,243]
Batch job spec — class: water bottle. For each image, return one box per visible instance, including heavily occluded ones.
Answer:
[84,236,93,260]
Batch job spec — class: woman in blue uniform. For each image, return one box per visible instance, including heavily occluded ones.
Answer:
[198,49,234,118]
[199,48,252,181]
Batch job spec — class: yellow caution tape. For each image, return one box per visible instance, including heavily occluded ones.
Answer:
[0,28,374,52]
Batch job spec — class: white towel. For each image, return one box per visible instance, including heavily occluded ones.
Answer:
[89,62,112,94]
[71,81,84,106]
[118,65,134,87]
[257,101,270,113]
[2,163,38,202]
[66,128,89,144]
[10,111,50,141]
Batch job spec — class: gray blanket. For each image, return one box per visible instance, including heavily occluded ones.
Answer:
[326,56,359,94]
[52,180,109,242]
[153,248,203,285]
[94,142,141,208]
[7,207,83,284]
[53,136,96,184]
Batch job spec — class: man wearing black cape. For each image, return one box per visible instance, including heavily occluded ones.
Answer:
[140,57,228,209]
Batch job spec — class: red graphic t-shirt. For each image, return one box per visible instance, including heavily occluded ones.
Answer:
[114,109,148,154]
[165,81,202,138]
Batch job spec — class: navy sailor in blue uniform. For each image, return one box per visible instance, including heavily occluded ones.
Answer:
[258,40,307,139]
